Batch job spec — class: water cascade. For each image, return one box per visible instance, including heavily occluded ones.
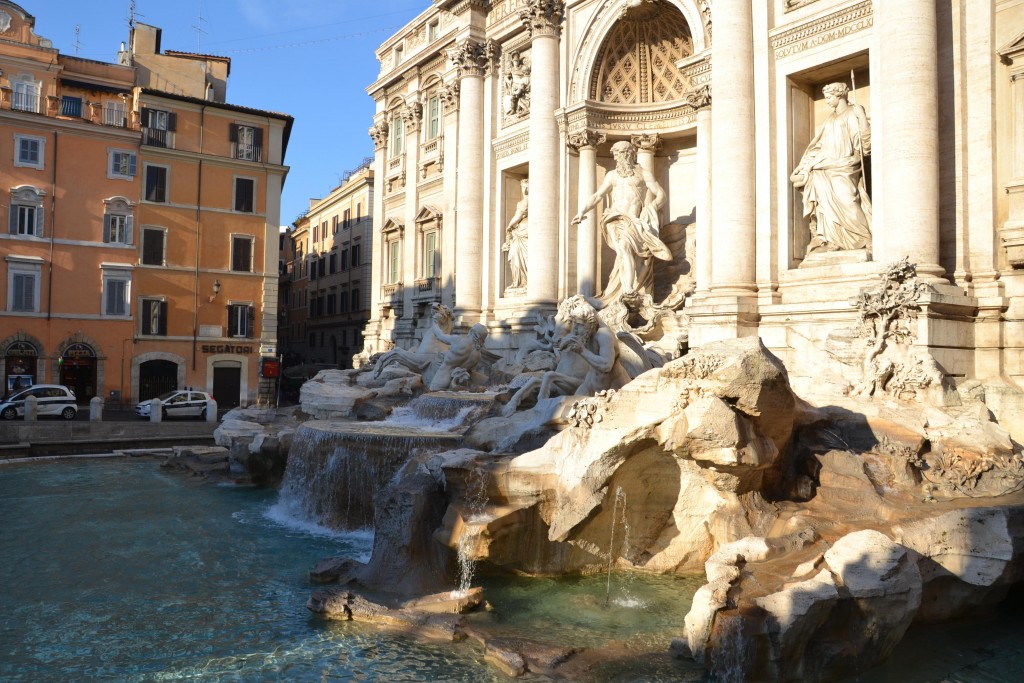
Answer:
[455,466,491,595]
[605,486,629,607]
[273,420,462,530]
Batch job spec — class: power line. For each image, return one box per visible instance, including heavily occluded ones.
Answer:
[218,26,401,55]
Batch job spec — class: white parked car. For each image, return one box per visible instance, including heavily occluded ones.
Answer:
[0,384,78,420]
[136,389,214,420]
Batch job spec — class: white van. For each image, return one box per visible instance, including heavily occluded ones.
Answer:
[0,384,78,420]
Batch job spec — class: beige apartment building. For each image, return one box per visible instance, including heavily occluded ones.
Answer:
[282,164,374,370]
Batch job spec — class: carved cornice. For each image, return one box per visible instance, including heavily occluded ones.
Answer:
[439,81,461,111]
[566,129,606,152]
[684,84,711,110]
[784,0,820,12]
[493,131,530,160]
[519,0,565,39]
[770,0,872,60]
[631,133,661,154]
[565,102,698,135]
[369,121,389,150]
[447,38,498,79]
[442,0,489,16]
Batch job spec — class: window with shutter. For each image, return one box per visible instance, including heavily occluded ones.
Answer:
[231,236,254,272]
[351,288,360,311]
[104,277,129,316]
[142,228,165,265]
[145,166,167,202]
[11,273,35,311]
[234,177,255,213]
[142,299,167,335]
[14,135,44,169]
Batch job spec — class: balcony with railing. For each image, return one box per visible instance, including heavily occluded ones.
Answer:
[59,96,83,118]
[381,282,404,310]
[104,104,128,128]
[142,127,175,148]
[232,142,263,162]
[11,91,40,113]
[413,276,440,301]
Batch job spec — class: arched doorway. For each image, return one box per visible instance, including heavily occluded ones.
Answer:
[4,340,39,395]
[60,342,97,403]
[139,360,178,401]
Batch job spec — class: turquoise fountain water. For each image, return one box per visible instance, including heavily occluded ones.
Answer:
[3,459,1024,682]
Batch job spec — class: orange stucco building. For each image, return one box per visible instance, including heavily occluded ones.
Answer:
[0,3,291,408]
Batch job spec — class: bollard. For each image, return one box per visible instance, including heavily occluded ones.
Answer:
[149,398,163,423]
[206,397,218,423]
[24,395,38,421]
[90,396,103,421]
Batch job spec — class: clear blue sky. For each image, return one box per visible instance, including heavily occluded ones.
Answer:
[27,0,427,225]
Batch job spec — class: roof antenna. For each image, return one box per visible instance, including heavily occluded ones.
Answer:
[192,1,208,52]
[74,24,81,56]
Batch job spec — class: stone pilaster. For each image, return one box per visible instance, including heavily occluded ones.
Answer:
[686,86,713,294]
[521,0,565,307]
[447,38,496,318]
[568,129,605,297]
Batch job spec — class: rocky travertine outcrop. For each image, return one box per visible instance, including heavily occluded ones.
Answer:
[433,337,797,577]
[299,367,425,420]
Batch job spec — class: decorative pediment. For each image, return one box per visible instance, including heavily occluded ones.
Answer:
[999,30,1024,64]
[415,205,443,224]
[103,196,136,211]
[10,185,45,203]
[382,218,405,236]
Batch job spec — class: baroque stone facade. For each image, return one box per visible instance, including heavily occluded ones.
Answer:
[363,0,1024,430]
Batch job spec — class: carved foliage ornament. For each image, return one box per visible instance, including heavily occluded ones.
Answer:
[685,84,712,109]
[439,81,461,110]
[369,121,389,149]
[447,39,498,78]
[566,129,606,152]
[519,0,565,38]
[400,101,423,129]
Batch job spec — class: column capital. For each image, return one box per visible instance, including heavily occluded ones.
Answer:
[368,121,388,150]
[447,38,497,79]
[631,133,662,154]
[566,129,605,152]
[685,84,712,110]
[519,0,565,39]
[399,101,423,131]
[439,80,461,111]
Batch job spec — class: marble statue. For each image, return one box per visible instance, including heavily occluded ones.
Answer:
[503,51,531,116]
[372,303,454,378]
[429,323,490,391]
[572,140,673,303]
[502,179,529,291]
[791,82,872,253]
[502,295,629,414]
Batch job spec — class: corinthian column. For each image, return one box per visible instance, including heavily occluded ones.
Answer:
[631,133,661,174]
[876,0,942,278]
[520,0,564,306]
[567,129,605,297]
[448,39,495,317]
[709,0,756,296]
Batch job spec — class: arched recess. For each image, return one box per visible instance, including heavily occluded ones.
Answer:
[1,332,44,391]
[131,351,187,405]
[54,333,105,403]
[568,0,706,105]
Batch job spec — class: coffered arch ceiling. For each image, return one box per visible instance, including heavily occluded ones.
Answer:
[589,0,694,104]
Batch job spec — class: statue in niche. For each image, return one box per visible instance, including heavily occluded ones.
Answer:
[790,82,872,254]
[503,50,531,116]
[572,140,673,304]
[429,323,490,391]
[502,178,529,292]
[372,303,454,379]
[501,295,630,415]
